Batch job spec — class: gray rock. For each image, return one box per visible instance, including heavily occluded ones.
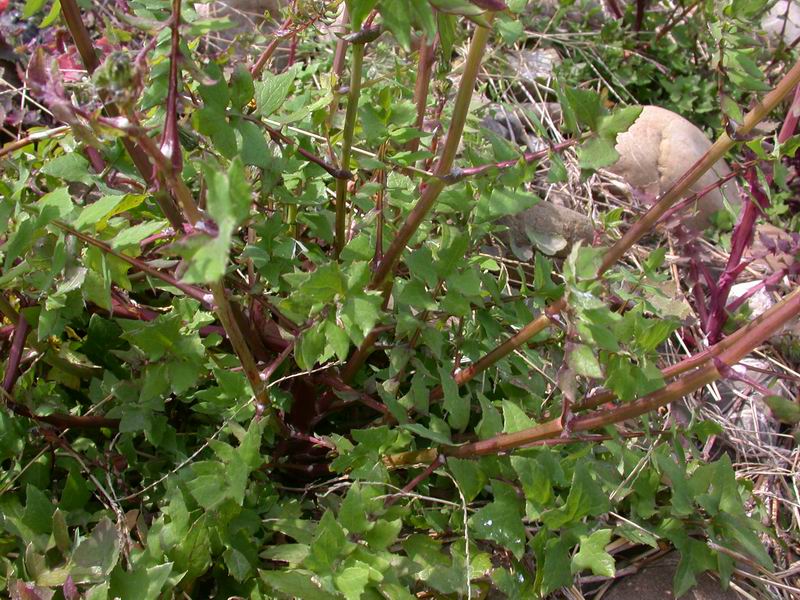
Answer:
[498,201,594,259]
[480,105,546,152]
[509,48,561,90]
[606,105,740,231]
[762,1,800,46]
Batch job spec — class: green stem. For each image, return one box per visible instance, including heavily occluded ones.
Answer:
[335,41,366,257]
[370,20,493,288]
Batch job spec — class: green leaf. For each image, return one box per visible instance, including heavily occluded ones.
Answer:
[40,153,93,184]
[474,187,539,223]
[364,518,402,550]
[339,292,383,345]
[37,187,73,221]
[2,217,35,270]
[305,510,349,573]
[397,279,437,310]
[439,365,470,430]
[655,452,694,517]
[567,344,603,379]
[563,86,603,131]
[541,462,609,529]
[22,485,55,535]
[335,561,372,599]
[511,454,555,506]
[255,67,297,117]
[447,457,487,502]
[598,106,642,138]
[70,518,121,583]
[186,461,229,509]
[181,158,250,283]
[577,136,619,170]
[230,64,255,109]
[260,570,338,599]
[74,194,126,231]
[23,0,47,17]
[469,480,526,559]
[338,484,372,534]
[572,529,615,577]
[348,0,380,29]
[195,107,237,158]
[236,119,271,168]
[109,562,173,600]
[296,322,326,371]
[379,0,412,50]
[502,400,536,433]
[401,422,453,446]
[763,395,800,424]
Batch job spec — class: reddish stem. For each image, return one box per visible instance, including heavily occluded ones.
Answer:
[778,83,800,143]
[2,313,29,393]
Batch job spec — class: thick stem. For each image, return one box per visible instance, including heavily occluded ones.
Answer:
[371,20,493,288]
[2,314,29,393]
[0,126,69,159]
[326,6,350,163]
[335,41,366,257]
[105,119,271,410]
[706,167,767,343]
[1,388,120,429]
[160,0,183,174]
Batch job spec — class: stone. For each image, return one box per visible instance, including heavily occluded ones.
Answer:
[762,1,800,46]
[509,48,562,90]
[481,105,545,152]
[606,105,740,232]
[604,553,743,600]
[498,200,595,259]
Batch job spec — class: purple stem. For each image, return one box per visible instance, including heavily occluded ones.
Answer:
[605,0,624,19]
[706,168,770,343]
[778,83,800,144]
[725,268,788,314]
[160,0,183,174]
[2,314,30,393]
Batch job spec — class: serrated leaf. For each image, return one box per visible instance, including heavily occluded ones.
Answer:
[255,67,297,117]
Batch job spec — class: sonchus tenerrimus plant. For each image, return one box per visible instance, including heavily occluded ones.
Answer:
[1,0,799,597]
